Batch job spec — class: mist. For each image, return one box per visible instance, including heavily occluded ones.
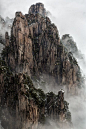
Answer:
[0,16,13,38]
[66,96,86,129]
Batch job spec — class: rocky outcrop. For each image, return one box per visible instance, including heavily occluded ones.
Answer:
[0,71,39,128]
[2,12,33,75]
[2,3,81,95]
[0,2,83,129]
[61,34,84,90]
[0,58,72,129]
[61,34,78,53]
[61,34,85,66]
[45,91,72,128]
[29,3,46,17]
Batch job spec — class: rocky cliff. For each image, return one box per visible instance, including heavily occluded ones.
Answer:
[0,58,72,129]
[28,3,46,17]
[2,3,82,95]
[61,34,85,89]
[0,2,83,129]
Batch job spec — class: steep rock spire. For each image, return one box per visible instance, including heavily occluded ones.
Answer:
[28,3,46,17]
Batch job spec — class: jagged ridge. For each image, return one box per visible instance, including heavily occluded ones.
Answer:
[0,2,83,129]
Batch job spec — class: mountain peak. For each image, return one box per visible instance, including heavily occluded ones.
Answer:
[28,2,46,17]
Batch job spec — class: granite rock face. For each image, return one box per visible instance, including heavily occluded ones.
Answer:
[0,2,83,129]
[4,12,33,75]
[61,34,77,53]
[29,3,46,17]
[0,65,40,129]
[2,3,82,95]
[61,34,85,64]
[0,59,72,129]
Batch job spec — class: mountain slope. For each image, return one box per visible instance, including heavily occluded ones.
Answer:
[2,3,82,95]
[0,2,83,129]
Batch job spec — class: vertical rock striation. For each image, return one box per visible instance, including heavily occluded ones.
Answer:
[29,3,46,17]
[0,59,72,129]
[1,3,81,95]
[3,12,33,75]
[0,2,83,129]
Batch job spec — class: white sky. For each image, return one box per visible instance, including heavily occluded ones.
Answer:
[0,0,86,73]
